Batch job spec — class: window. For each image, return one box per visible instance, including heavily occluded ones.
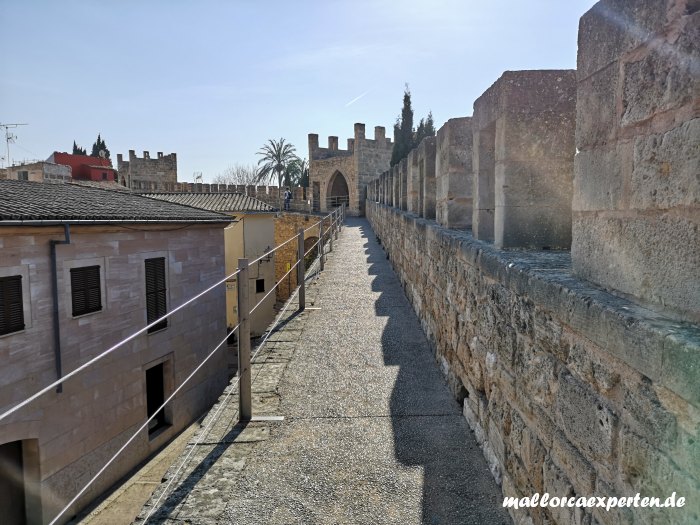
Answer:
[70,266,102,316]
[145,363,168,435]
[17,171,28,181]
[0,275,25,336]
[256,278,265,293]
[101,172,108,180]
[145,257,167,333]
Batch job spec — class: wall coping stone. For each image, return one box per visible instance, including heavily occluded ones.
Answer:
[371,201,700,407]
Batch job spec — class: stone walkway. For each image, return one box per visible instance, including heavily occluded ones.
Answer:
[137,217,511,525]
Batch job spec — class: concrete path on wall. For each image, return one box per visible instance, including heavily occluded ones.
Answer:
[137,217,511,525]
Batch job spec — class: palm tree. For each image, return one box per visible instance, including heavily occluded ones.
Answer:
[255,138,297,188]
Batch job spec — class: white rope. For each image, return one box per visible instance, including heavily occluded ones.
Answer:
[48,322,240,525]
[1,209,340,423]
[0,267,240,423]
[144,275,307,523]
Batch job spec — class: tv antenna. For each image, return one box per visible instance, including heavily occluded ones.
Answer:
[193,171,203,183]
[0,123,28,168]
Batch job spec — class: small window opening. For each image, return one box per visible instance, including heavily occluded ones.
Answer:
[256,279,265,293]
[146,363,167,436]
[0,275,25,336]
[70,266,102,316]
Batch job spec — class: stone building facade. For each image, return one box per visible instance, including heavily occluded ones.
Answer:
[0,181,232,524]
[117,150,177,191]
[366,0,699,523]
[308,123,392,216]
[273,212,332,302]
[1,161,71,182]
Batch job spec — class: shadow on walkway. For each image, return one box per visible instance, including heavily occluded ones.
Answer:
[357,220,511,525]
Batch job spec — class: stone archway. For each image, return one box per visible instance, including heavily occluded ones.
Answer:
[327,171,349,209]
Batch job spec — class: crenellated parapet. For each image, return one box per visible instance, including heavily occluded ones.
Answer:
[308,123,393,215]
[365,2,699,522]
[117,149,178,189]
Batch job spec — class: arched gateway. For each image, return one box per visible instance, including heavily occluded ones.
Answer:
[327,171,349,209]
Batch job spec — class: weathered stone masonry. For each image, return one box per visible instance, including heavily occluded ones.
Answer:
[572,0,700,322]
[368,203,699,525]
[366,1,699,523]
[309,124,392,216]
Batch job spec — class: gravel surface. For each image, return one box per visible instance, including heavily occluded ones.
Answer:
[138,217,511,525]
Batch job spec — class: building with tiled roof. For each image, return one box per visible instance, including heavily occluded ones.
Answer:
[49,151,119,182]
[139,191,277,338]
[0,180,231,521]
[0,180,232,223]
[140,191,274,213]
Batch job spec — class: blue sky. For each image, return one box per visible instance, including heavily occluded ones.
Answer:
[1,0,597,183]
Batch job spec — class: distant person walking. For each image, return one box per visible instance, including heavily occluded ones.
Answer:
[284,187,292,211]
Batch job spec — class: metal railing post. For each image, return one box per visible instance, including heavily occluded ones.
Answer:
[319,221,325,271]
[334,209,339,240]
[297,228,305,311]
[237,258,252,421]
[329,217,334,253]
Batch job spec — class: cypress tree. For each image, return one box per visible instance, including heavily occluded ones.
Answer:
[415,111,436,146]
[72,140,87,155]
[390,85,414,167]
[90,134,111,159]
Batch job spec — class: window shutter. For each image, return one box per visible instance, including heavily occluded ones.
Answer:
[145,258,167,333]
[71,266,102,316]
[0,275,25,336]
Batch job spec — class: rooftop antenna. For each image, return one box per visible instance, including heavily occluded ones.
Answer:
[193,171,203,183]
[0,123,28,168]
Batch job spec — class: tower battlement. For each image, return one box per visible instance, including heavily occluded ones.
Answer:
[309,123,392,161]
[308,123,393,216]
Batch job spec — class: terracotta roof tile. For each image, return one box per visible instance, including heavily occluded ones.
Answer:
[0,180,233,223]
[140,192,275,213]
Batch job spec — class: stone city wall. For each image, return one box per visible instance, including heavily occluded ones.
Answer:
[572,0,699,322]
[368,202,699,525]
[132,182,313,212]
[309,123,392,216]
[117,150,177,189]
[273,212,332,302]
[365,1,699,523]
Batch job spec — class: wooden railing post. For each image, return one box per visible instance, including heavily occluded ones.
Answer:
[237,258,252,421]
[319,221,325,271]
[297,228,305,311]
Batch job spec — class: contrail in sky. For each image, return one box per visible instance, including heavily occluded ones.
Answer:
[345,89,371,107]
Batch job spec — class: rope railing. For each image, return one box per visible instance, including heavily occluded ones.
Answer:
[0,266,241,423]
[9,203,346,525]
[143,260,311,523]
[48,321,242,525]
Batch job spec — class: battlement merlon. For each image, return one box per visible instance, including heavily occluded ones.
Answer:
[123,150,177,162]
[308,123,392,160]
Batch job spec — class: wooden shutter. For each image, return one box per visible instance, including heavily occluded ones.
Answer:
[70,266,102,316]
[0,275,25,336]
[145,258,167,333]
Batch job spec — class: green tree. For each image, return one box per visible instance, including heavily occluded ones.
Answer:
[72,140,87,155]
[255,138,297,188]
[390,87,436,166]
[390,85,414,167]
[285,157,309,187]
[90,133,110,160]
[415,111,436,145]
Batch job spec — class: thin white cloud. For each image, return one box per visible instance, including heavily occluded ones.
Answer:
[345,89,371,107]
